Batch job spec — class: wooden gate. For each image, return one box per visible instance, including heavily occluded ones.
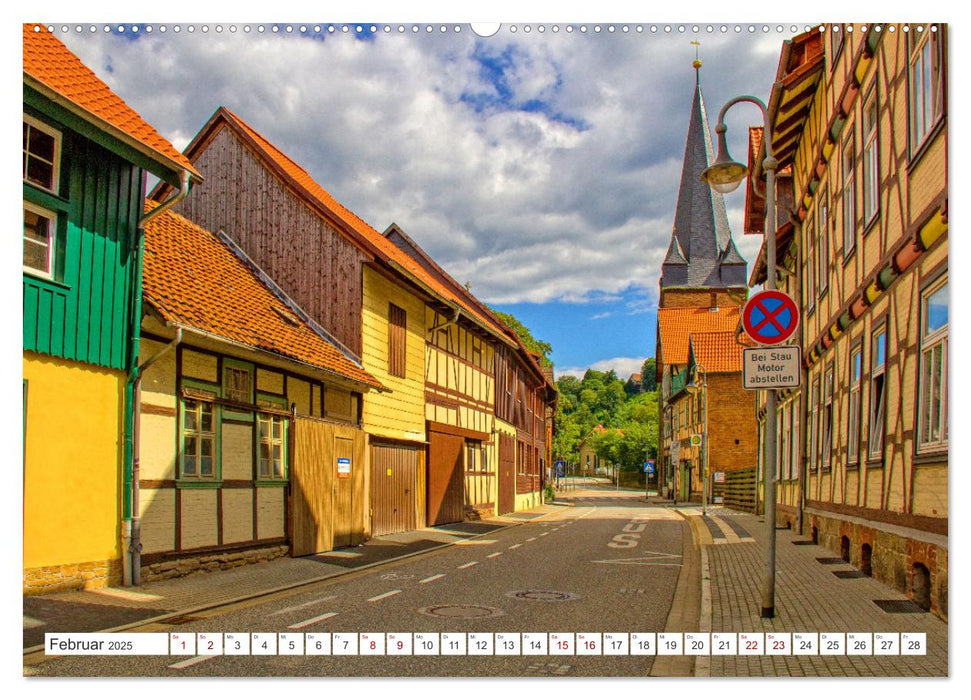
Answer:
[497,433,516,515]
[427,430,464,526]
[370,442,418,536]
[290,417,367,556]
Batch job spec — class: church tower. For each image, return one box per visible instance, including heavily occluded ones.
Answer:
[659,58,748,309]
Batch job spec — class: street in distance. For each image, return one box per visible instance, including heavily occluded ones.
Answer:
[742,346,801,390]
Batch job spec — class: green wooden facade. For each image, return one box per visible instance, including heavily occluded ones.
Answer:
[23,99,144,371]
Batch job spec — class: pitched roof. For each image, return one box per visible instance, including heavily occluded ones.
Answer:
[688,330,745,373]
[164,108,520,346]
[22,24,200,182]
[657,306,740,367]
[142,202,383,390]
[661,69,740,288]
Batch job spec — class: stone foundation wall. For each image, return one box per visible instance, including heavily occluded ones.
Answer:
[140,545,289,583]
[24,558,122,595]
[795,511,947,621]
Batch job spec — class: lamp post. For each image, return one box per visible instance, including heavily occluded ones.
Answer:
[687,363,709,516]
[701,95,780,619]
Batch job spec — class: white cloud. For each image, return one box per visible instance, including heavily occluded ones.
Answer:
[59,26,782,305]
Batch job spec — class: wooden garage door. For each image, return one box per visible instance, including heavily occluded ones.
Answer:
[427,431,464,526]
[497,433,516,515]
[370,443,418,536]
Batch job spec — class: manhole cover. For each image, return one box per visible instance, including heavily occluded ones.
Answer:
[507,590,581,603]
[418,604,505,619]
[873,599,928,614]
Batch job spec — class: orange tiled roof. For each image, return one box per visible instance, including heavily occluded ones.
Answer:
[23,24,200,180]
[657,306,740,366]
[207,108,509,342]
[689,330,745,373]
[142,202,383,390]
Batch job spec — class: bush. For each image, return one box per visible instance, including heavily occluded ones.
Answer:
[543,483,556,503]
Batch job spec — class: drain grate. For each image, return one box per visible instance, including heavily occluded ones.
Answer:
[816,557,845,565]
[417,604,504,619]
[508,590,582,603]
[832,570,868,579]
[873,599,928,614]
[792,540,816,546]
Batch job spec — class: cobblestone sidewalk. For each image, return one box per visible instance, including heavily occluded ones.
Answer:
[695,510,947,676]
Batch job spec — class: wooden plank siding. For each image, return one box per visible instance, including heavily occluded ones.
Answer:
[170,126,368,357]
[23,123,141,371]
[360,266,426,442]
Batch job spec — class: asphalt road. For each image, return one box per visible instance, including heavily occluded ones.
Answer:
[27,490,685,678]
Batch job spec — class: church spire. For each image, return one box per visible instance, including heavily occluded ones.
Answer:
[660,54,747,290]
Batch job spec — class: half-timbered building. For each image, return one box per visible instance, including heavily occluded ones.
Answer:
[136,205,382,579]
[748,25,948,617]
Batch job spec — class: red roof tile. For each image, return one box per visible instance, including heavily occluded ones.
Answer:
[23,24,200,180]
[142,202,382,390]
[689,331,745,373]
[657,306,740,366]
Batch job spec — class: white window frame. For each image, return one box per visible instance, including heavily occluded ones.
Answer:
[821,363,835,470]
[862,88,880,225]
[809,375,820,471]
[917,277,948,453]
[909,26,945,154]
[257,412,286,479]
[182,398,217,479]
[842,133,857,256]
[23,114,62,195]
[23,200,57,280]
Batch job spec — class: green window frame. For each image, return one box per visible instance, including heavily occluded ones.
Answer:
[179,378,221,482]
[255,392,288,483]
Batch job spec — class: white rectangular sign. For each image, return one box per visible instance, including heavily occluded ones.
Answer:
[743,345,801,390]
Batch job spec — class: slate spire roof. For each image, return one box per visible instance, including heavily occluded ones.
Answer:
[660,65,747,289]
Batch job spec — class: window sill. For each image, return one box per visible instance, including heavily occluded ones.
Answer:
[863,214,880,238]
[908,118,946,172]
[846,462,860,471]
[913,449,947,466]
[865,457,884,469]
[842,246,857,266]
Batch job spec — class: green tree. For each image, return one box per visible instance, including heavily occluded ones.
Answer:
[490,308,553,367]
[641,358,657,392]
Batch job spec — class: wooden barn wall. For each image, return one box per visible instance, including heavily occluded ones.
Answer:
[173,126,367,356]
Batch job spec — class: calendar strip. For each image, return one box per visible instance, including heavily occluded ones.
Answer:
[43,632,926,657]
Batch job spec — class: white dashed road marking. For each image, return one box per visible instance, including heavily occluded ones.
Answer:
[368,590,402,602]
[457,561,478,569]
[420,574,445,584]
[270,595,337,616]
[288,611,339,629]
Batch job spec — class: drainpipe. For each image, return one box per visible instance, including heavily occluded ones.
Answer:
[122,170,190,587]
[429,306,461,333]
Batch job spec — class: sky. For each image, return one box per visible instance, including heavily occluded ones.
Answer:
[47,21,787,379]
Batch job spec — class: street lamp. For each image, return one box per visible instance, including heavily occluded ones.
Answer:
[686,363,708,516]
[701,95,780,620]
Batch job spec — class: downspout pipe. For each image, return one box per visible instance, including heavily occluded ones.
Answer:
[122,170,190,587]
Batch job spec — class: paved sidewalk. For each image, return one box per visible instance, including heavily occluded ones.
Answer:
[23,504,565,652]
[684,508,947,677]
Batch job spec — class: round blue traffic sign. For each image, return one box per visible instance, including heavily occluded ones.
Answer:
[742,290,799,345]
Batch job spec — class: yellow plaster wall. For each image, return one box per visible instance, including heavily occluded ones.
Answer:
[23,353,123,569]
[360,267,426,441]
